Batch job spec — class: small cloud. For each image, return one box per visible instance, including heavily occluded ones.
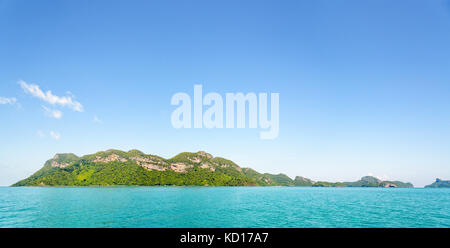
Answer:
[42,106,63,119]
[0,97,18,105]
[93,115,102,124]
[37,130,45,138]
[380,175,390,181]
[50,131,61,140]
[18,80,84,112]
[367,173,389,181]
[66,91,75,97]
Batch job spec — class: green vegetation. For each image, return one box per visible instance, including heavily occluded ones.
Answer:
[381,181,414,188]
[294,176,314,186]
[344,176,381,187]
[261,173,295,186]
[14,162,255,187]
[12,149,414,188]
[344,176,413,188]
[425,179,450,188]
[313,181,347,187]
[241,169,295,186]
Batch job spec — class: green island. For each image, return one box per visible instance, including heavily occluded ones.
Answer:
[425,179,450,188]
[13,149,416,188]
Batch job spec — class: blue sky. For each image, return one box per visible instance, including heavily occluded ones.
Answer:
[1,0,450,186]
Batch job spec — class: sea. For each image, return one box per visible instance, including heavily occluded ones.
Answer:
[0,187,449,228]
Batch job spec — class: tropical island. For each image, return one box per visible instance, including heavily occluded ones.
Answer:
[13,149,416,187]
[425,179,450,188]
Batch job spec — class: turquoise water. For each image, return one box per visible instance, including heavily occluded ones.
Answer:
[0,187,449,228]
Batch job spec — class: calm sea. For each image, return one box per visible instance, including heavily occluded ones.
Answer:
[0,187,449,228]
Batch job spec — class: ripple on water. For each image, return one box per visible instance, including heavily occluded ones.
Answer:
[0,187,449,228]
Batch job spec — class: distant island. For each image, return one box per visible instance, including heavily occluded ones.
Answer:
[425,179,450,188]
[13,149,413,187]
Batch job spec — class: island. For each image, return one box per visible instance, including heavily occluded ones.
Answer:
[425,179,450,188]
[13,149,413,188]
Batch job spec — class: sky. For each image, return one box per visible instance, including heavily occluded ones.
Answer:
[1,0,450,187]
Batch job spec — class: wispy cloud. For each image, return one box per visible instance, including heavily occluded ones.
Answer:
[93,115,102,123]
[379,175,390,181]
[0,97,18,105]
[367,173,390,181]
[49,131,61,140]
[19,80,84,112]
[42,106,63,119]
[37,130,46,138]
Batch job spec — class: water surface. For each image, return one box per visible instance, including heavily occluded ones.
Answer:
[0,187,449,228]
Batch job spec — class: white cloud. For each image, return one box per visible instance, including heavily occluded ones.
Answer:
[66,91,75,98]
[50,131,61,140]
[19,80,84,112]
[380,175,390,181]
[37,130,45,138]
[367,173,390,181]
[0,97,17,105]
[42,106,63,119]
[93,115,102,123]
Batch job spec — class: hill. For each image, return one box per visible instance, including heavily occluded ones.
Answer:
[344,176,413,188]
[425,179,450,188]
[13,150,301,187]
[12,150,413,188]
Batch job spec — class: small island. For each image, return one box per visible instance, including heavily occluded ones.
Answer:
[13,149,414,188]
[425,179,450,188]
